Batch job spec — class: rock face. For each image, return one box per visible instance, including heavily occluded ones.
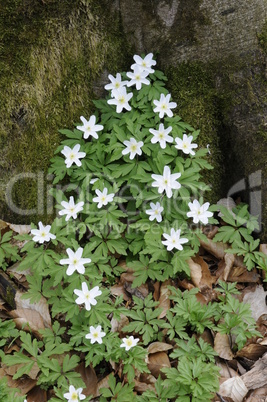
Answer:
[0,0,266,239]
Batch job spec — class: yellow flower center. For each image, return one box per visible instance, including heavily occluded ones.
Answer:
[126,339,133,347]
[73,259,78,264]
[70,207,75,212]
[115,82,120,88]
[119,96,125,104]
[155,210,159,214]
[136,74,141,80]
[93,332,99,338]
[87,126,91,131]
[85,292,90,300]
[162,104,167,110]
[159,133,164,139]
[41,232,46,237]
[164,179,168,184]
[101,196,106,202]
[142,61,146,67]
[71,392,78,400]
[130,145,137,152]
[70,153,75,160]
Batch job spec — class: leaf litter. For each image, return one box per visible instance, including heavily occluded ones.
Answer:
[0,219,267,401]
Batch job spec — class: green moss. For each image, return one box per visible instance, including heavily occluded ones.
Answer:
[0,0,132,224]
[258,19,267,55]
[166,62,224,203]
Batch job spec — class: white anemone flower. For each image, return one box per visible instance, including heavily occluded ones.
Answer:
[153,93,177,118]
[107,87,133,113]
[175,134,198,156]
[187,199,213,224]
[59,247,91,276]
[120,336,139,351]
[74,282,102,311]
[77,115,104,140]
[122,137,143,160]
[31,222,56,244]
[63,385,85,402]
[126,65,150,90]
[85,325,106,344]
[151,165,181,198]
[104,73,128,97]
[131,53,156,74]
[61,144,86,168]
[92,187,115,208]
[145,202,164,223]
[149,123,173,149]
[162,228,189,251]
[59,196,84,221]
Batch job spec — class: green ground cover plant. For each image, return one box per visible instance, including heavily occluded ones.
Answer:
[0,53,266,401]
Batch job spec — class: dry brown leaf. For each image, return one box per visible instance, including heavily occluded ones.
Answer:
[26,386,47,402]
[153,281,160,301]
[199,237,245,267]
[147,342,173,354]
[9,308,46,334]
[7,261,30,283]
[97,374,111,396]
[3,359,39,380]
[217,361,239,383]
[8,223,31,234]
[214,333,234,360]
[223,254,235,281]
[75,363,98,397]
[134,379,155,393]
[188,258,202,287]
[0,368,36,396]
[110,314,129,333]
[147,351,171,378]
[194,255,214,288]
[259,244,267,255]
[158,279,171,318]
[219,376,248,402]
[15,291,52,328]
[228,266,259,283]
[236,344,267,360]
[198,237,228,259]
[242,286,267,322]
[110,283,131,301]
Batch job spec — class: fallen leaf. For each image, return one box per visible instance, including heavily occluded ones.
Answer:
[110,283,131,301]
[236,344,267,360]
[96,374,111,397]
[214,333,234,360]
[2,359,39,380]
[242,286,267,322]
[147,351,171,378]
[134,378,156,393]
[0,368,36,396]
[217,361,239,382]
[26,386,47,402]
[9,308,46,336]
[147,342,173,354]
[15,291,52,328]
[228,266,259,283]
[110,314,129,333]
[222,254,235,281]
[8,224,31,234]
[75,363,98,397]
[219,376,248,402]
[188,258,202,287]
[158,280,171,318]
